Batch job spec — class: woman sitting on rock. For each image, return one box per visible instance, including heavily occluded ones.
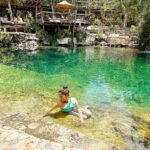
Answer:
[44,86,92,123]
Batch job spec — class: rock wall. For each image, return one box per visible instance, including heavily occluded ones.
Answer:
[84,26,138,47]
[0,32,39,50]
[57,26,138,48]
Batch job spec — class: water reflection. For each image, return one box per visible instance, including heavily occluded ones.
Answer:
[137,52,150,63]
[84,47,138,61]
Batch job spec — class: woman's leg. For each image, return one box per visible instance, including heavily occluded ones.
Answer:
[69,107,92,119]
[80,108,92,118]
[69,108,87,119]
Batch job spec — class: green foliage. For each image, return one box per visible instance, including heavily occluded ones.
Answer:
[75,30,87,42]
[0,48,15,64]
[25,12,49,45]
[88,0,150,27]
[130,25,138,33]
[139,11,150,51]
[49,29,72,46]
[94,18,102,25]
[56,29,71,39]
[97,29,105,40]
[0,32,13,47]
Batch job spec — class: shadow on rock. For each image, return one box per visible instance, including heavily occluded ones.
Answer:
[44,111,68,119]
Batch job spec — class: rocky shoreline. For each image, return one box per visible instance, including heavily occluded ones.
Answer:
[0,112,117,150]
[0,90,149,150]
[58,26,138,48]
[0,26,139,51]
[0,32,39,51]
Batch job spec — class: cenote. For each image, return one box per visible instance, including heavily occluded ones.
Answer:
[0,47,150,148]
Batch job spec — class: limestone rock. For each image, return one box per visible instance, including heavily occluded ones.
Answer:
[85,33,97,45]
[57,37,77,45]
[28,123,40,130]
[107,35,130,46]
[0,126,63,150]
[0,113,118,150]
[0,32,39,50]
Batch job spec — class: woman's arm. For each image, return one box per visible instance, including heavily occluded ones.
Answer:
[74,99,84,123]
[43,103,59,117]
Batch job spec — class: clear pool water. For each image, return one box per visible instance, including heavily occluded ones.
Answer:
[0,47,150,148]
[1,47,149,107]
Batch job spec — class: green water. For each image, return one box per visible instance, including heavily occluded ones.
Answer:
[0,47,150,148]
[0,47,150,107]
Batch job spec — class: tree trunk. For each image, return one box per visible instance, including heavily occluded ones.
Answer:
[8,0,13,21]
[35,5,38,23]
[123,13,128,28]
[72,9,77,48]
[50,0,55,19]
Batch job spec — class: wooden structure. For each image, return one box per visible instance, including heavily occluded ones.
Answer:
[35,0,114,28]
[0,0,114,31]
[0,19,26,32]
[36,0,91,28]
[0,0,24,32]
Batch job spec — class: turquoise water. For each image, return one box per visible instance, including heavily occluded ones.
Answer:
[0,47,150,148]
[0,47,150,108]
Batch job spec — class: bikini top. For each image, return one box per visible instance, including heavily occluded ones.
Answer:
[61,98,76,112]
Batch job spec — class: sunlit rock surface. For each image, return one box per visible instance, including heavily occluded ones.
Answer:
[0,112,118,150]
[0,32,39,50]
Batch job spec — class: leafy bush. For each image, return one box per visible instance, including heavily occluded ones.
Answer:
[75,30,87,42]
[0,48,15,64]
[94,18,101,25]
[139,11,150,51]
[130,25,138,33]
[25,12,49,45]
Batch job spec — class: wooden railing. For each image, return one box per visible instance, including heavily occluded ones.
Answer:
[37,11,89,26]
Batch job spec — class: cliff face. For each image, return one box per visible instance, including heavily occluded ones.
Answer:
[56,26,138,48]
[83,26,138,47]
[0,32,39,50]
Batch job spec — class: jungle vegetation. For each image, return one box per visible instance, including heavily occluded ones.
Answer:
[3,0,150,49]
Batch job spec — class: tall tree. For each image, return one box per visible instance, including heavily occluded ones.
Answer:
[7,0,13,21]
[51,0,55,19]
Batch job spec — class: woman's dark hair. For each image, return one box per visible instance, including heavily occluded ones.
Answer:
[58,86,69,96]
[63,86,68,90]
